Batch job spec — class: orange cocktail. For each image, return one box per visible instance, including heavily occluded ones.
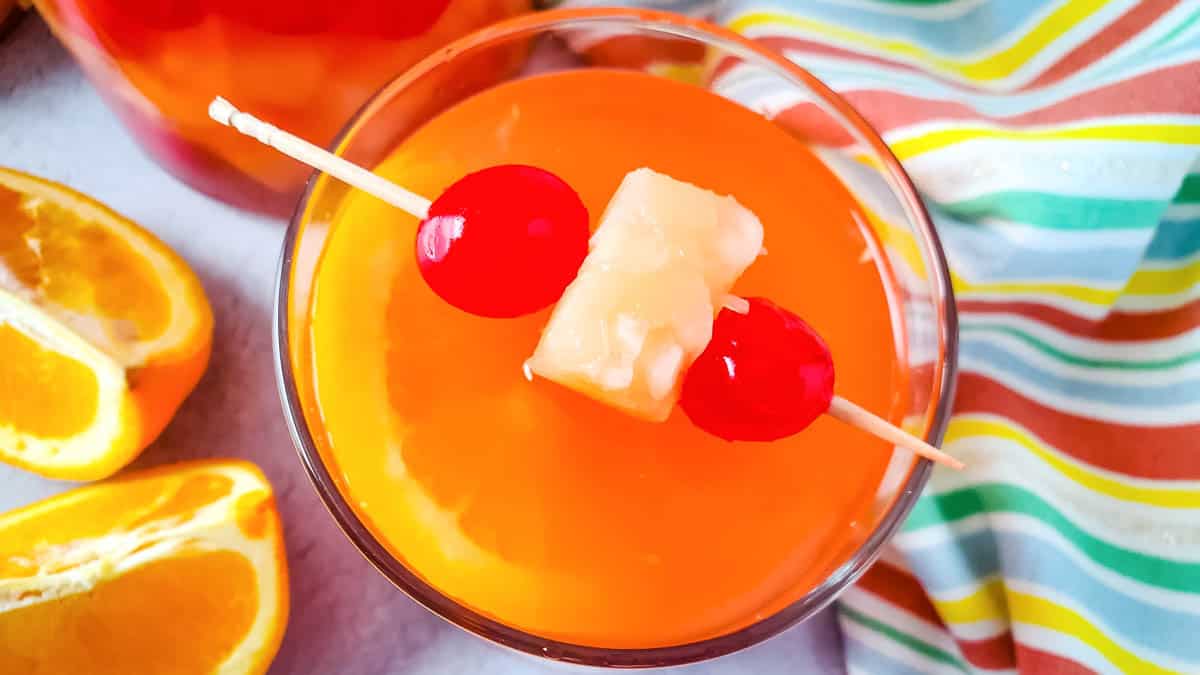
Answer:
[299,66,908,648]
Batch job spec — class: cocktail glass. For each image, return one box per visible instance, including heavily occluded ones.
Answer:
[275,7,957,667]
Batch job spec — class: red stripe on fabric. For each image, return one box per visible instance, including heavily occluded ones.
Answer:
[734,7,1179,94]
[958,299,1200,341]
[854,563,1016,670]
[1015,642,1097,674]
[757,36,931,78]
[954,373,1200,479]
[959,632,1018,671]
[1027,1,1180,88]
[710,36,935,84]
[856,561,946,628]
[836,61,1200,133]
[714,31,1200,134]
[772,103,858,146]
[581,35,706,69]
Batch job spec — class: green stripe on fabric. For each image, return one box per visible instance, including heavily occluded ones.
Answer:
[962,324,1200,370]
[1149,6,1200,52]
[938,191,1167,230]
[1090,9,1200,83]
[904,484,1200,593]
[1176,174,1200,204]
[841,605,968,672]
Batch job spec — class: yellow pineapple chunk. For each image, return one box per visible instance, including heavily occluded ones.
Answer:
[527,168,764,421]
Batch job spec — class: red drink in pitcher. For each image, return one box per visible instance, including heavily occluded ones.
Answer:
[35,0,530,214]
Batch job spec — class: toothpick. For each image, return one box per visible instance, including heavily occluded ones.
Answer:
[207,96,960,470]
[722,294,751,315]
[827,396,963,469]
[207,97,432,219]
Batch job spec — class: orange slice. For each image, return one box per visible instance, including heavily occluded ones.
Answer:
[0,167,213,480]
[0,459,289,674]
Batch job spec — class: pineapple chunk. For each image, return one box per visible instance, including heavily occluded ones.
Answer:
[527,168,764,421]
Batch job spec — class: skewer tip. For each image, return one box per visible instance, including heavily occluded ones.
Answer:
[722,294,751,315]
[827,396,964,470]
[208,97,237,126]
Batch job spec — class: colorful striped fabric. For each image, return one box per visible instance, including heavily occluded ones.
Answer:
[561,0,1200,672]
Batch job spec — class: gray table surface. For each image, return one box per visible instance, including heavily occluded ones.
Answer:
[0,15,845,675]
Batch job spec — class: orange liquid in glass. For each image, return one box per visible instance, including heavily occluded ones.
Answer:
[34,0,529,214]
[304,69,905,647]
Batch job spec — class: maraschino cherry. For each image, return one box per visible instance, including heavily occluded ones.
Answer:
[416,165,590,318]
[681,297,835,442]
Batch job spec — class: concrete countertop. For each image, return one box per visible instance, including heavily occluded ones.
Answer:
[0,14,845,675]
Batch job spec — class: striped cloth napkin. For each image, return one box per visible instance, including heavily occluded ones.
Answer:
[561,1,1200,672]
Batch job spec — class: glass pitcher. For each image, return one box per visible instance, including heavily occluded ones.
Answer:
[35,0,531,215]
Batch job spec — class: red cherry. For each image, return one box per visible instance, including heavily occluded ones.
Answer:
[680,297,835,442]
[416,165,589,318]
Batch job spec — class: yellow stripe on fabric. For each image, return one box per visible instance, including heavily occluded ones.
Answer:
[851,152,883,171]
[646,62,706,86]
[1010,591,1178,675]
[951,272,1120,306]
[730,1,1112,84]
[933,577,1009,624]
[946,417,1200,508]
[891,123,1200,160]
[1125,258,1200,296]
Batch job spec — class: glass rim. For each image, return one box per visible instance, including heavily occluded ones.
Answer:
[274,6,959,668]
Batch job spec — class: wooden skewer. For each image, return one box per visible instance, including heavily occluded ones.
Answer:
[207,97,432,219]
[209,97,963,470]
[828,397,963,470]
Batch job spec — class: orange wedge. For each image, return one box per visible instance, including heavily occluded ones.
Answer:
[0,167,213,480]
[0,459,289,674]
